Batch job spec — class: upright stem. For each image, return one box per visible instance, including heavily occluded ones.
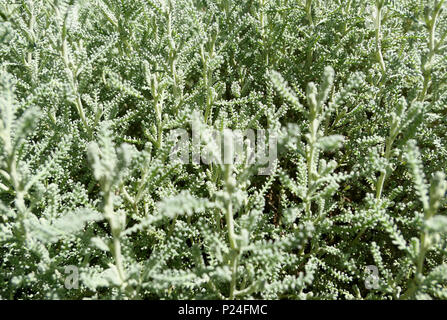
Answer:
[166,7,181,112]
[203,64,213,123]
[75,94,92,138]
[418,0,445,101]
[112,237,126,285]
[223,163,239,299]
[304,0,314,69]
[306,0,314,26]
[259,0,269,66]
[401,219,428,299]
[375,1,386,73]
[375,136,393,199]
[26,1,36,86]
[103,189,127,292]
[305,113,319,218]
[353,122,396,246]
[404,4,446,297]
[402,4,445,296]
[156,109,163,149]
[6,142,28,242]
[229,253,239,300]
[60,31,92,138]
[202,35,216,124]
[149,75,163,149]
[224,164,237,250]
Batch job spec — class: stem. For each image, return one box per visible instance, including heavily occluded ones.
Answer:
[166,8,181,112]
[304,0,314,69]
[167,214,178,238]
[260,0,269,66]
[375,136,394,199]
[418,0,444,101]
[223,163,239,299]
[224,164,237,250]
[156,115,163,149]
[229,253,239,300]
[26,1,36,86]
[103,189,127,292]
[354,134,395,246]
[401,226,428,299]
[375,0,386,73]
[60,34,93,138]
[113,237,126,284]
[202,35,216,124]
[75,94,93,138]
[305,117,319,218]
[402,5,445,296]
[306,0,314,26]
[152,87,163,149]
[7,146,28,242]
[203,67,213,124]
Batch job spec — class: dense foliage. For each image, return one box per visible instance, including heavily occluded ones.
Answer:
[0,0,447,300]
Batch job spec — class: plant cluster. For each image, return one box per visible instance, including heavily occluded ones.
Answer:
[0,0,446,299]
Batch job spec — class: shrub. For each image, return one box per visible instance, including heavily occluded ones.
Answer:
[0,0,446,300]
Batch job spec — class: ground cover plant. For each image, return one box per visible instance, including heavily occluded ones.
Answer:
[0,0,446,300]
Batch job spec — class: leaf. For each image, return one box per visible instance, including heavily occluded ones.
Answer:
[318,135,345,151]
[103,265,122,286]
[157,191,213,218]
[30,209,102,243]
[269,70,304,112]
[425,215,447,234]
[91,237,110,252]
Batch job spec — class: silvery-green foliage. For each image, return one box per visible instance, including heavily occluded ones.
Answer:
[0,0,446,300]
